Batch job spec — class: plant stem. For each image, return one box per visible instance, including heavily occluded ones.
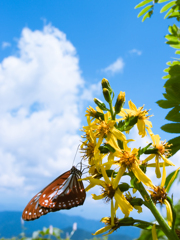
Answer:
[109,100,115,120]
[136,182,179,240]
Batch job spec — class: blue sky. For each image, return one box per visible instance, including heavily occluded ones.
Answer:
[0,0,180,224]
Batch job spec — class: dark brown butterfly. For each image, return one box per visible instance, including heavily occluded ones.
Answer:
[22,166,86,221]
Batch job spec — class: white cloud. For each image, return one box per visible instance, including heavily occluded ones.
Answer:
[2,42,11,49]
[102,57,124,74]
[0,25,99,212]
[129,48,142,56]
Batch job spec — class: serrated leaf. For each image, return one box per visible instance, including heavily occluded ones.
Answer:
[166,106,180,122]
[135,0,153,9]
[161,123,180,133]
[160,1,176,13]
[137,5,152,17]
[165,169,180,192]
[156,99,179,108]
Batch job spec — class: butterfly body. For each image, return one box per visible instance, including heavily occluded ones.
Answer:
[22,166,86,221]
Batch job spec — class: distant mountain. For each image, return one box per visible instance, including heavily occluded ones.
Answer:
[61,227,133,240]
[0,211,140,239]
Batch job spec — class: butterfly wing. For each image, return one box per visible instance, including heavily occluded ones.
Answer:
[39,166,86,210]
[22,166,86,221]
[22,190,50,221]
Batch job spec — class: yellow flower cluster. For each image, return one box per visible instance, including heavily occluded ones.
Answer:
[80,79,176,236]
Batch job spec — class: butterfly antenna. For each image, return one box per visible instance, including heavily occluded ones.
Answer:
[72,144,80,167]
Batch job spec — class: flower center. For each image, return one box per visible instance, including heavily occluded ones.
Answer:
[95,121,110,138]
[81,142,95,163]
[118,151,139,168]
[151,186,167,204]
[156,141,172,157]
[102,184,116,202]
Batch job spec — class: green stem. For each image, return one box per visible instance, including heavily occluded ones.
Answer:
[136,182,179,240]
[109,100,115,120]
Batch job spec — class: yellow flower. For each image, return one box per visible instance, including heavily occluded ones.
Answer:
[111,143,155,189]
[148,163,173,227]
[83,111,126,152]
[119,100,152,137]
[93,217,120,236]
[89,166,133,217]
[143,130,174,178]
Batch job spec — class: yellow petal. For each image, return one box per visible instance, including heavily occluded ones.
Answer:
[107,133,120,151]
[137,119,146,137]
[92,193,104,200]
[128,100,137,111]
[113,166,126,189]
[89,178,106,187]
[164,199,173,227]
[114,189,133,217]
[132,164,155,189]
[160,153,175,166]
[134,205,142,213]
[152,224,158,240]
[142,154,155,164]
[161,162,166,187]
[85,183,96,192]
[101,166,111,184]
[111,128,126,142]
[155,157,161,178]
[94,136,103,153]
[93,226,112,235]
[145,119,152,128]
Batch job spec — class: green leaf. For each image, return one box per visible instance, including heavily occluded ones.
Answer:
[168,136,180,155]
[135,0,153,9]
[99,144,115,153]
[138,143,152,156]
[175,50,180,54]
[165,169,180,192]
[166,87,180,102]
[160,1,176,13]
[159,0,171,2]
[161,123,180,133]
[142,11,152,21]
[137,5,152,17]
[165,106,180,122]
[164,8,173,18]
[156,99,179,108]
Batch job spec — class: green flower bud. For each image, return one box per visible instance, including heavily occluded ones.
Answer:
[129,198,144,206]
[101,78,114,98]
[118,183,130,192]
[94,98,108,111]
[103,88,111,103]
[115,91,125,114]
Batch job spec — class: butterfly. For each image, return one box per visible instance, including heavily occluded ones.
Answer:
[22,166,86,221]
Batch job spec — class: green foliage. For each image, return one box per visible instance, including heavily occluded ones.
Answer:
[135,0,180,21]
[136,200,180,239]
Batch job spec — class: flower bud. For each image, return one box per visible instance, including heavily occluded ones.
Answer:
[115,91,125,114]
[101,78,110,89]
[101,78,114,98]
[94,98,108,111]
[103,88,111,103]
[118,183,130,192]
[129,198,143,206]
